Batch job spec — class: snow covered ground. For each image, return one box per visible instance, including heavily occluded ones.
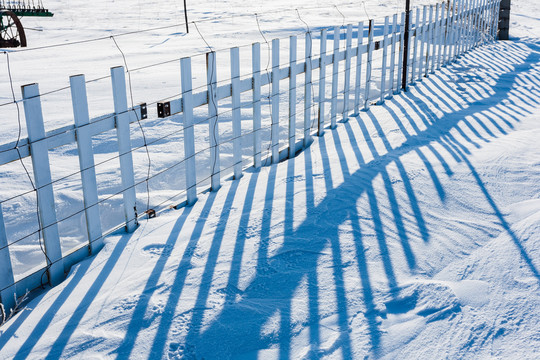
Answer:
[1,0,540,359]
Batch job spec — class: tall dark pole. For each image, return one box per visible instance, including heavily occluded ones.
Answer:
[184,0,189,33]
[401,0,411,91]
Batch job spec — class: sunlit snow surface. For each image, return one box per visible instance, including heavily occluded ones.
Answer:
[1,0,540,359]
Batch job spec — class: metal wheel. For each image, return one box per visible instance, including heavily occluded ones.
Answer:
[0,10,27,48]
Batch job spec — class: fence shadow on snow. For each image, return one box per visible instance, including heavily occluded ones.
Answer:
[2,34,538,358]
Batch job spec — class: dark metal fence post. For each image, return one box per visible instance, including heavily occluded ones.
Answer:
[498,0,510,40]
[402,0,411,91]
[184,0,189,33]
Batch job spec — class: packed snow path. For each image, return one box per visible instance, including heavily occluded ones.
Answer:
[1,33,540,360]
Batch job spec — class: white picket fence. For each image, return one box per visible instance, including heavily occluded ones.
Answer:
[0,0,501,317]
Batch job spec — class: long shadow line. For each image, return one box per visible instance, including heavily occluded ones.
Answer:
[304,148,322,357]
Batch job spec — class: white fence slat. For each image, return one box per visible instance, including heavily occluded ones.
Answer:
[364,19,374,110]
[431,4,439,74]
[0,203,16,315]
[22,83,64,286]
[458,0,466,56]
[487,0,493,42]
[476,0,482,45]
[207,51,221,190]
[459,0,465,52]
[464,0,470,51]
[493,0,501,42]
[460,0,467,54]
[418,6,427,81]
[388,14,398,96]
[466,0,473,52]
[477,0,484,46]
[180,58,198,205]
[492,0,497,41]
[411,8,420,83]
[425,5,433,77]
[396,13,405,94]
[452,0,459,61]
[447,0,453,62]
[465,0,472,51]
[317,29,327,136]
[288,35,297,158]
[231,47,243,179]
[449,0,456,61]
[330,26,340,129]
[437,3,445,70]
[448,0,455,63]
[379,16,390,105]
[353,21,364,113]
[473,0,480,47]
[443,0,451,66]
[342,24,353,120]
[487,0,493,43]
[111,67,138,231]
[252,43,262,168]
[456,0,463,56]
[70,74,103,254]
[271,38,280,163]
[304,32,313,147]
[482,0,488,43]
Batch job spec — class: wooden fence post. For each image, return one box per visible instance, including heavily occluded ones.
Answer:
[388,14,398,96]
[418,6,427,81]
[458,0,467,56]
[364,19,374,110]
[396,13,405,94]
[466,0,474,52]
[457,0,464,57]
[475,0,484,47]
[304,32,313,147]
[431,3,440,74]
[411,7,420,83]
[342,24,353,121]
[111,67,138,231]
[451,0,459,62]
[443,0,451,65]
[70,74,103,254]
[180,58,198,205]
[330,26,340,129]
[288,35,297,158]
[271,38,280,163]
[489,0,496,43]
[353,21,364,113]
[207,51,221,190]
[379,16,389,105]
[436,3,444,70]
[252,43,262,169]
[318,29,327,136]
[22,83,64,286]
[0,204,16,315]
[425,5,434,77]
[231,47,243,179]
